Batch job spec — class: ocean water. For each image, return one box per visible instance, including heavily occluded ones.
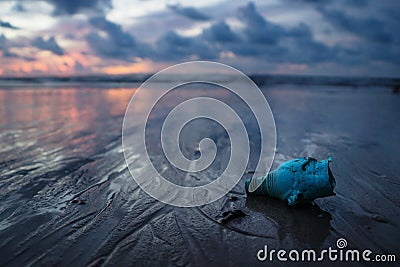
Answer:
[0,75,399,266]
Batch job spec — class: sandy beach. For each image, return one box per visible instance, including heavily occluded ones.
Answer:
[0,78,399,266]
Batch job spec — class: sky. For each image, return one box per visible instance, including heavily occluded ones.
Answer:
[0,0,399,77]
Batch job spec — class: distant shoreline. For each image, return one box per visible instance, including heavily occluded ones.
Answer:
[0,74,399,90]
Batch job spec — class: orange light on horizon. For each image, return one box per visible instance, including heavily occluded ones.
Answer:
[99,61,155,75]
[0,48,166,76]
[9,62,49,74]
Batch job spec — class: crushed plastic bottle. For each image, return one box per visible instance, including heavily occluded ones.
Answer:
[245,157,336,205]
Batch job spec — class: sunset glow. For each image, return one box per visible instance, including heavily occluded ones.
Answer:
[99,61,158,75]
[0,0,398,77]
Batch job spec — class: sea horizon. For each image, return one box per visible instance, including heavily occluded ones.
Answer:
[0,73,399,90]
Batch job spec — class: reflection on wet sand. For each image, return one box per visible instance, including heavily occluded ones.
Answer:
[0,88,137,153]
[0,84,399,266]
[246,196,332,249]
[106,89,138,116]
[0,88,137,125]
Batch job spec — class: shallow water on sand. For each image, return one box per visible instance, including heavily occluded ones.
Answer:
[0,84,399,266]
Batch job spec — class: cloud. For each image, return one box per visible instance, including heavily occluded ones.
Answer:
[203,21,239,43]
[238,2,285,44]
[232,3,336,64]
[155,31,217,61]
[74,61,84,72]
[287,1,399,65]
[12,2,26,12]
[3,0,398,76]
[82,2,337,65]
[0,20,20,30]
[168,4,210,21]
[155,31,192,60]
[0,34,19,58]
[87,16,151,60]
[76,1,376,70]
[338,41,400,66]
[45,0,112,15]
[346,0,369,8]
[318,7,393,43]
[285,0,368,8]
[151,2,339,66]
[32,36,64,55]
[0,34,7,51]
[2,50,19,58]
[0,35,36,61]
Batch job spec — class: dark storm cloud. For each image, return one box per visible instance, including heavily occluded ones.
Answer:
[168,4,210,21]
[80,1,398,70]
[346,0,369,8]
[286,0,368,7]
[318,7,393,43]
[232,3,336,64]
[0,34,8,51]
[74,61,84,72]
[203,21,239,43]
[0,20,19,30]
[342,41,400,65]
[86,14,214,62]
[217,1,397,66]
[89,16,136,46]
[87,16,152,60]
[11,1,25,12]
[13,3,25,12]
[151,2,337,65]
[0,34,20,58]
[32,36,64,55]
[238,2,285,44]
[82,2,336,65]
[155,31,217,61]
[155,31,192,60]
[274,23,332,63]
[45,0,112,15]
[293,0,399,65]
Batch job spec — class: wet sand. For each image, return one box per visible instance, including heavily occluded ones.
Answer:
[0,82,399,266]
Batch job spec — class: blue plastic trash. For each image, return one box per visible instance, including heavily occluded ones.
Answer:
[245,157,336,205]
